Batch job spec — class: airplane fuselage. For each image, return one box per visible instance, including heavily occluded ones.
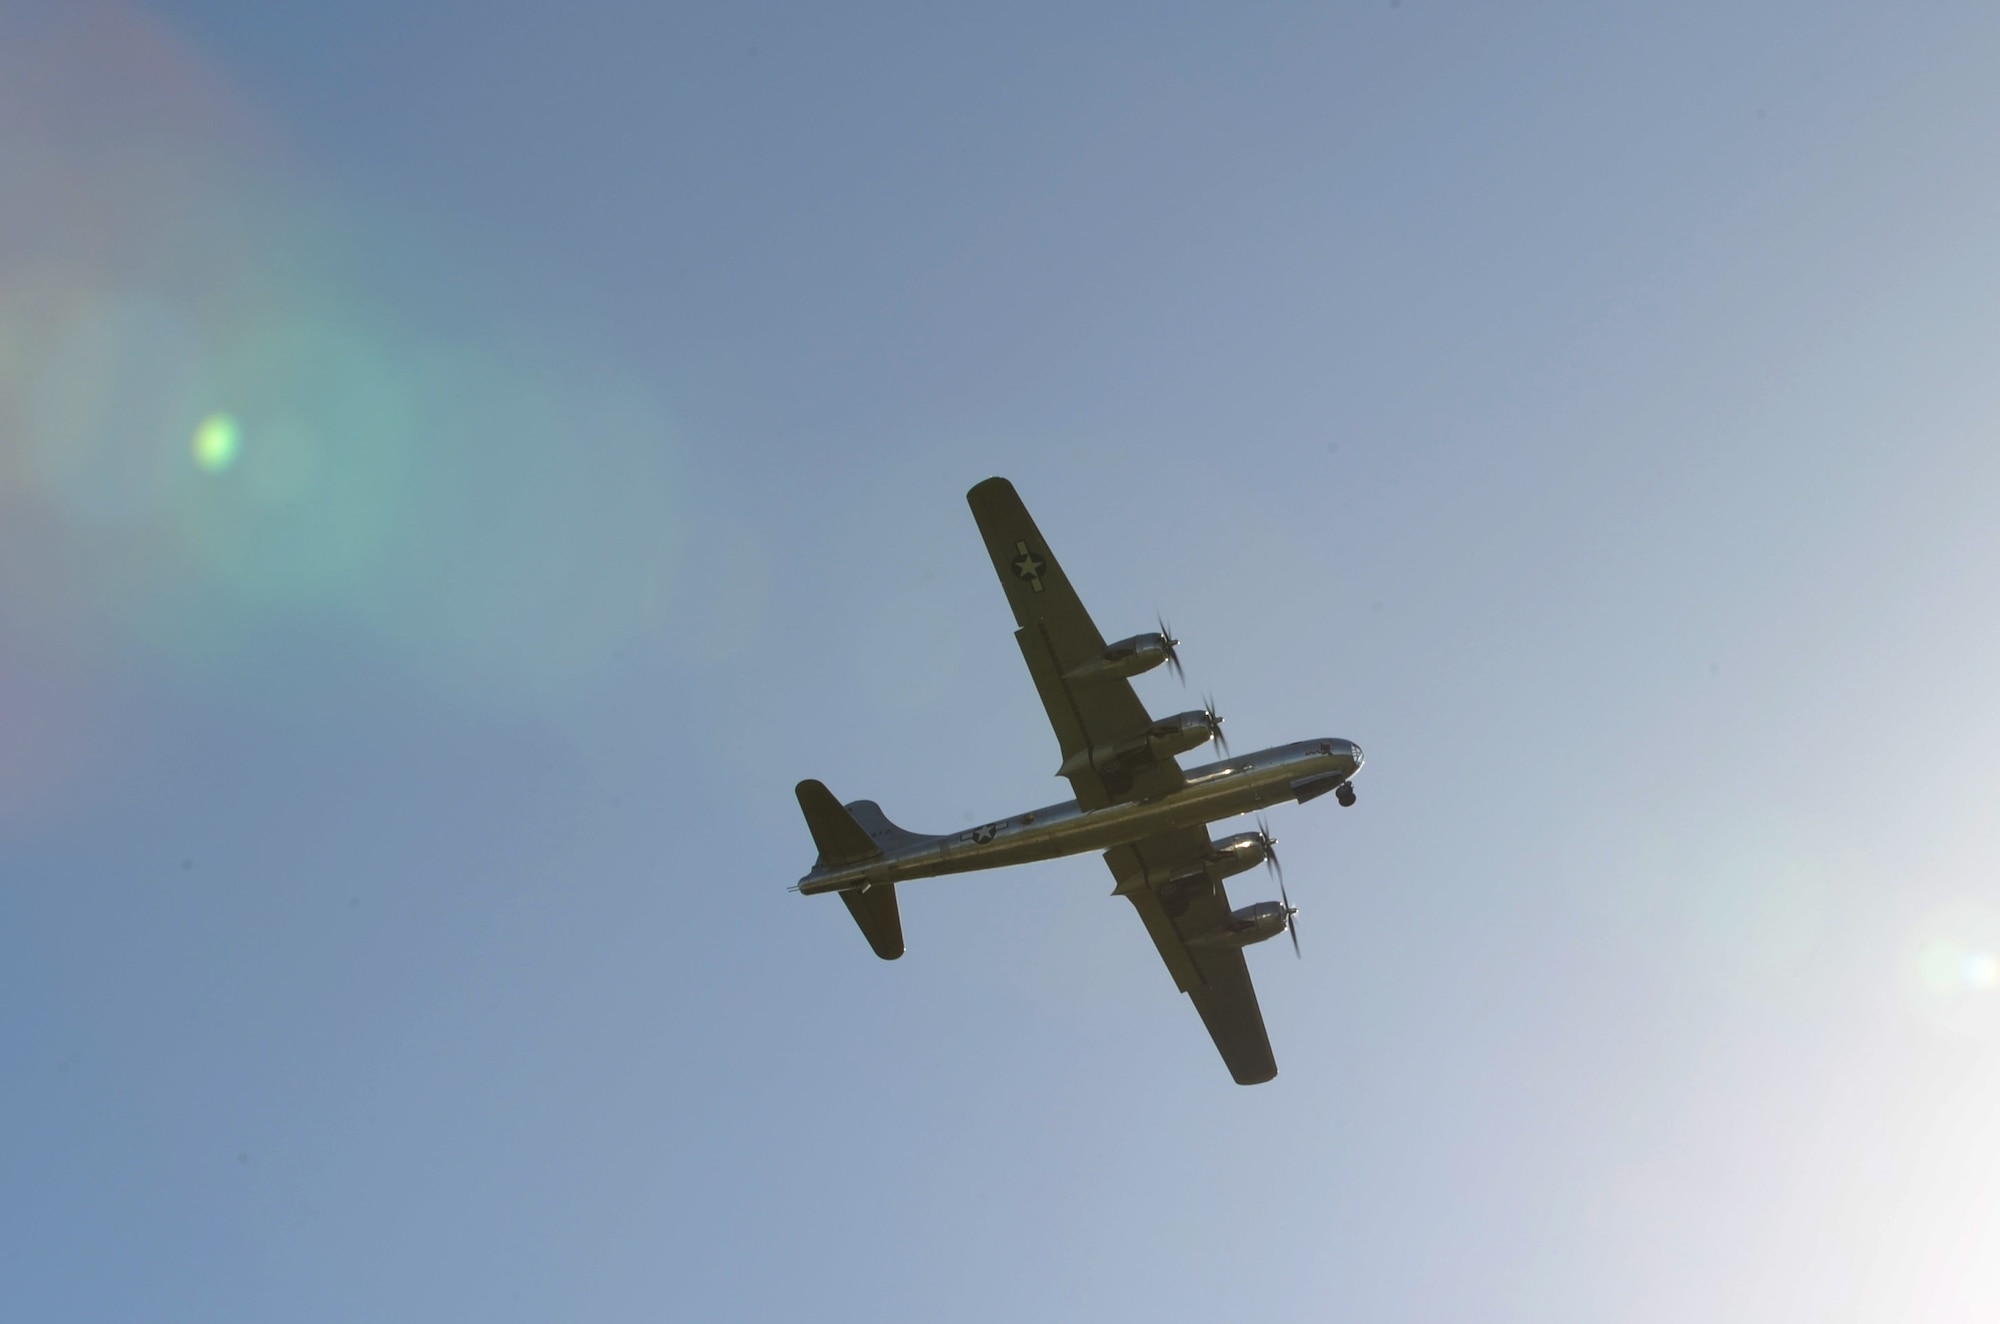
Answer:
[797,737,1362,895]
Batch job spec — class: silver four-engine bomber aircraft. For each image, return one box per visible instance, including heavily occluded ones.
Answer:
[794,477,1364,1084]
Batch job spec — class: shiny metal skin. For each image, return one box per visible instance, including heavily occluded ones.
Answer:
[1171,831,1271,886]
[1062,632,1175,681]
[1055,708,1218,780]
[1186,901,1291,949]
[796,739,1362,895]
[797,476,1367,1085]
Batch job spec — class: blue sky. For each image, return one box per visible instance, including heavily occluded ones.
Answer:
[5,3,2000,1319]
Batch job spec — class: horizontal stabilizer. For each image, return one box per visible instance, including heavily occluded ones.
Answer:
[841,885,905,960]
[796,779,882,868]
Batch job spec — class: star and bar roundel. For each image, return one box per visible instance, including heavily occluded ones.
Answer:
[1011,540,1047,593]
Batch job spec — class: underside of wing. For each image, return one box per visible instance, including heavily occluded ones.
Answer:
[966,477,1186,809]
[1105,827,1278,1086]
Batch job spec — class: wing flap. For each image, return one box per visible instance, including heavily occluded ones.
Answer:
[1015,622,1109,810]
[1187,953,1278,1085]
[1104,827,1278,1085]
[966,477,1109,662]
[1108,843,1203,994]
[967,477,1185,807]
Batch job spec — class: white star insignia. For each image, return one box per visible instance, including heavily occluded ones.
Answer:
[1011,541,1046,592]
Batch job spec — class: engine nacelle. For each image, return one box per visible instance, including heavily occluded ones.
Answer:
[1186,901,1290,949]
[1057,710,1217,780]
[1140,710,1219,761]
[1063,632,1173,682]
[1161,832,1268,890]
[1156,833,1271,916]
[1206,831,1271,879]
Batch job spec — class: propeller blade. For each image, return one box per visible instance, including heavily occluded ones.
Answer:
[1278,871,1300,959]
[1203,693,1228,756]
[1256,816,1282,884]
[1157,614,1184,684]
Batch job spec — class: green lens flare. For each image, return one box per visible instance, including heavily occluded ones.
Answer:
[192,413,241,471]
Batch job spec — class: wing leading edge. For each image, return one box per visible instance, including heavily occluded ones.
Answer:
[965,477,1185,810]
[1104,827,1278,1085]
[966,478,1274,1083]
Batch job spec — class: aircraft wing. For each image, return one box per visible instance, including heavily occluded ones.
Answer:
[1104,827,1278,1085]
[966,477,1186,810]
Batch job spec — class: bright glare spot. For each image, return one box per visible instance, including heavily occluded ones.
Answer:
[1903,903,2000,1039]
[192,413,241,471]
[1918,938,1965,993]
[1915,938,2000,993]
[1965,949,2000,990]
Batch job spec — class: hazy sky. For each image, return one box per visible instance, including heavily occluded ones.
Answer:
[5,3,2000,1320]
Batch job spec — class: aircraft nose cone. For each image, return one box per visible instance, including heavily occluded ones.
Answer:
[1348,741,1364,769]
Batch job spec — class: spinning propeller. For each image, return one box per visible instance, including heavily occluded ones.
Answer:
[1201,694,1228,756]
[1155,614,1185,683]
[1257,816,1300,958]
[1278,869,1300,958]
